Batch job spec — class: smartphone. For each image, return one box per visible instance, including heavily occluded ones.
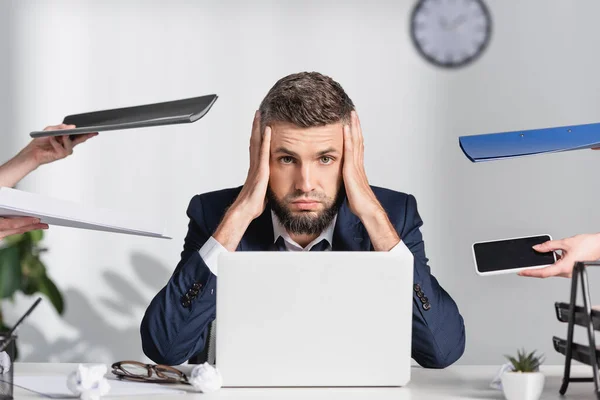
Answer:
[472,234,557,276]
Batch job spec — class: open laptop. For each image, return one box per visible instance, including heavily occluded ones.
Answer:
[216,252,413,387]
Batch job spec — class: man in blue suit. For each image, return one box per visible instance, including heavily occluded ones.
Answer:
[141,72,465,369]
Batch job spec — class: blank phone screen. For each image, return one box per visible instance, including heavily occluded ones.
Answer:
[474,235,555,273]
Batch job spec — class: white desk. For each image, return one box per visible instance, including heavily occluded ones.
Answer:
[10,363,598,399]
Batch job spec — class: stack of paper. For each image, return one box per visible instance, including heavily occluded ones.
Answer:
[0,187,170,239]
[459,122,600,162]
[15,375,187,397]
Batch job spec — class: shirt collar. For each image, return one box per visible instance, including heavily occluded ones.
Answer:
[271,210,337,250]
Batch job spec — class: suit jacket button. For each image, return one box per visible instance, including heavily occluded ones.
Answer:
[420,296,428,303]
[192,282,201,290]
[414,284,421,292]
[423,302,431,311]
[190,289,199,297]
[182,300,191,308]
[417,291,424,299]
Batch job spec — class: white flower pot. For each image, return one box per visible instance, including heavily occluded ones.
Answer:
[501,371,545,400]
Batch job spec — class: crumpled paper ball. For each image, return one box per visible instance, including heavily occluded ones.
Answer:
[189,362,223,393]
[66,364,111,400]
[490,362,515,390]
[0,351,11,374]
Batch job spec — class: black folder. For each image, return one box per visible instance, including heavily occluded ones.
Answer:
[30,94,218,138]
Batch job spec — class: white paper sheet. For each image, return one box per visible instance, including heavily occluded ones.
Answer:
[0,187,170,239]
[14,375,186,397]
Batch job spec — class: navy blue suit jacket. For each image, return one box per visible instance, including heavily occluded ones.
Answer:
[140,185,466,368]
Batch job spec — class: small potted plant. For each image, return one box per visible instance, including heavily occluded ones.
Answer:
[0,230,64,358]
[501,349,545,400]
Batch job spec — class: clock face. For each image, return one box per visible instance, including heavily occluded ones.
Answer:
[410,0,492,68]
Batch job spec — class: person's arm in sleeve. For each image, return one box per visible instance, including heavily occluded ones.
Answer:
[402,194,466,369]
[0,125,96,239]
[519,147,600,278]
[0,124,96,187]
[140,195,219,365]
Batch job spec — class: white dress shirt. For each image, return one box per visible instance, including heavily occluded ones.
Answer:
[199,211,413,276]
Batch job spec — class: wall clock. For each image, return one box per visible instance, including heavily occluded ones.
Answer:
[410,0,492,68]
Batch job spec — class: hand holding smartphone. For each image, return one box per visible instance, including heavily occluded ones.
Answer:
[473,234,557,276]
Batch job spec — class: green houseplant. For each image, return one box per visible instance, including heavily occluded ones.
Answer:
[501,349,545,400]
[0,230,64,356]
[505,349,544,373]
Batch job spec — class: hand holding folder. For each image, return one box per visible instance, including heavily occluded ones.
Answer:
[0,216,48,240]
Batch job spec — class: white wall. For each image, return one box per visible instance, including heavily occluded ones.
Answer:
[0,0,14,161]
[2,0,600,365]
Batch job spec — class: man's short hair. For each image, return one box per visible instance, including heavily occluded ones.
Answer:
[259,72,355,129]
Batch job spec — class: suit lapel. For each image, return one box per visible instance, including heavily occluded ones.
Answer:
[332,198,371,251]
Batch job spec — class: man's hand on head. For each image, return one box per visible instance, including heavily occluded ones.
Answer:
[342,111,383,219]
[231,110,272,220]
[213,111,271,251]
[342,111,399,251]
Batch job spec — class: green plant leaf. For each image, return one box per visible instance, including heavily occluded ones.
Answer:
[23,255,46,279]
[0,228,61,361]
[505,349,544,372]
[37,275,64,315]
[20,276,38,296]
[0,246,22,298]
[20,253,47,295]
[27,230,44,244]
[2,233,25,246]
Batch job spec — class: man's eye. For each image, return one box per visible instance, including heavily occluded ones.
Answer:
[281,157,294,164]
[320,156,332,164]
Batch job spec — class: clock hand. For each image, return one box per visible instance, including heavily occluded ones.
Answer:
[450,14,468,30]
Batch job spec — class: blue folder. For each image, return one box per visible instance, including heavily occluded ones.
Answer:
[459,122,600,162]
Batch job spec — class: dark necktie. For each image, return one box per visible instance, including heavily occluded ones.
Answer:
[272,236,330,251]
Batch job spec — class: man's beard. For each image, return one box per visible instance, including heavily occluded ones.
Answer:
[266,185,345,235]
